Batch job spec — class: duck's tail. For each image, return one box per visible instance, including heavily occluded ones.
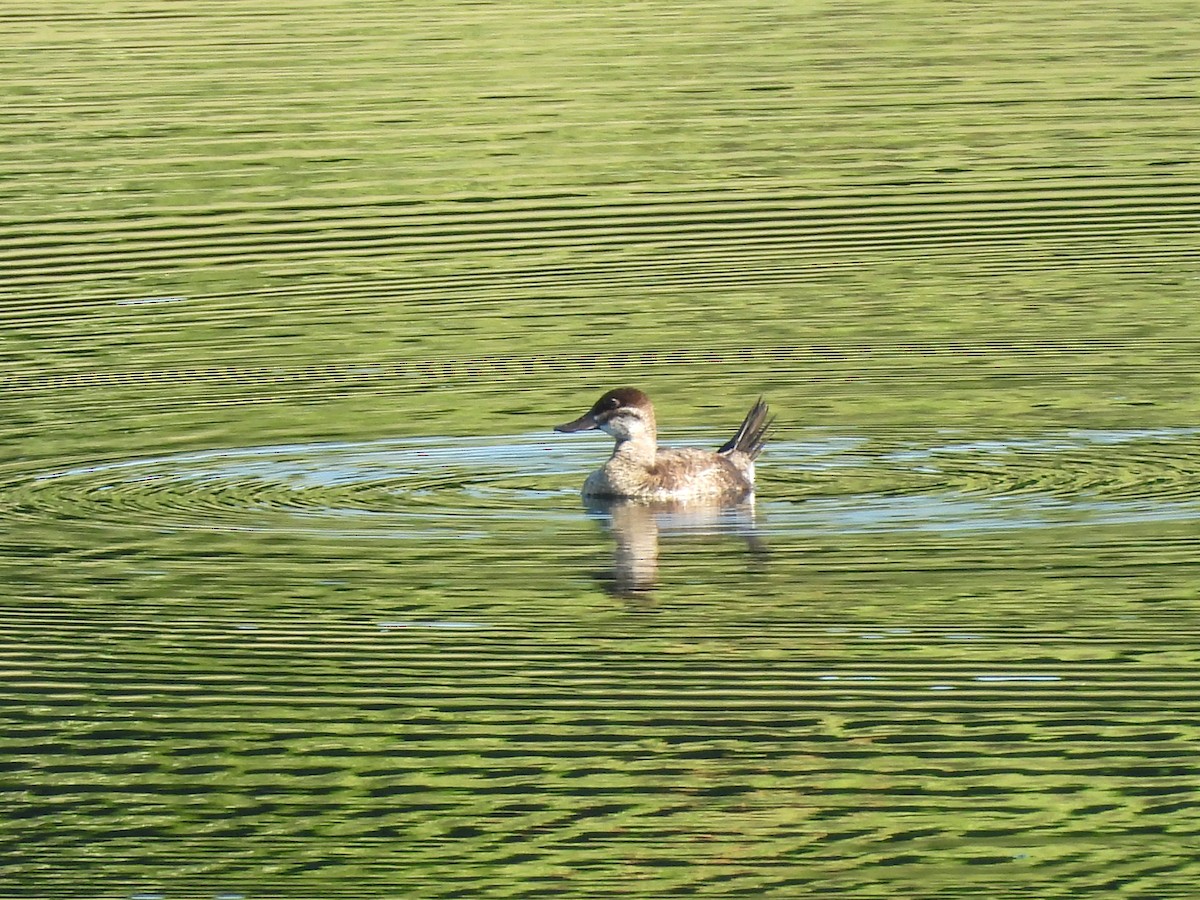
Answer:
[718,397,772,460]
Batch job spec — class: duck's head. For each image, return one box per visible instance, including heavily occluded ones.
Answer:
[555,387,656,442]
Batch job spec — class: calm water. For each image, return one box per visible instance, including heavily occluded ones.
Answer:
[4,2,1200,897]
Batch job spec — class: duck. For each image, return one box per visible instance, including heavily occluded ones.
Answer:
[554,388,771,502]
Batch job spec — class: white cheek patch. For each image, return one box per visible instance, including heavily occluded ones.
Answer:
[599,410,632,438]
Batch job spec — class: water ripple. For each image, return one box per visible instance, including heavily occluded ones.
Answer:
[8,427,1199,539]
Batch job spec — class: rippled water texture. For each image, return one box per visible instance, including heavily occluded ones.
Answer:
[4,2,1200,897]
[17,427,1200,539]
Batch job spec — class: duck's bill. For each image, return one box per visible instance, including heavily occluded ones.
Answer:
[554,412,599,433]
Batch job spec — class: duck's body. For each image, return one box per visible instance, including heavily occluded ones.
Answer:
[555,388,772,502]
[579,444,753,502]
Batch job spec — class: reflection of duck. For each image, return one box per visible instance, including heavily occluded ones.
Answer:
[554,388,772,502]
[584,496,767,597]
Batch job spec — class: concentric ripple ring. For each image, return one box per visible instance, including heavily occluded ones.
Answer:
[5,428,1199,539]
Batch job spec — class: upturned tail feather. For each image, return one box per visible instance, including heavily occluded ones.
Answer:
[718,397,772,460]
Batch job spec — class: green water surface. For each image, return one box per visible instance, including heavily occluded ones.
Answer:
[3,2,1200,897]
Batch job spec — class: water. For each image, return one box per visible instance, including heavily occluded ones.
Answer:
[4,1,1200,897]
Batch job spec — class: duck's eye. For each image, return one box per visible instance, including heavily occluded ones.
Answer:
[606,396,621,410]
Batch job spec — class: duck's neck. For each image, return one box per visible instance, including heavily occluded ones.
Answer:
[611,431,657,467]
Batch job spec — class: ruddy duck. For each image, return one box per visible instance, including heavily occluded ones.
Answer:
[554,388,772,502]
